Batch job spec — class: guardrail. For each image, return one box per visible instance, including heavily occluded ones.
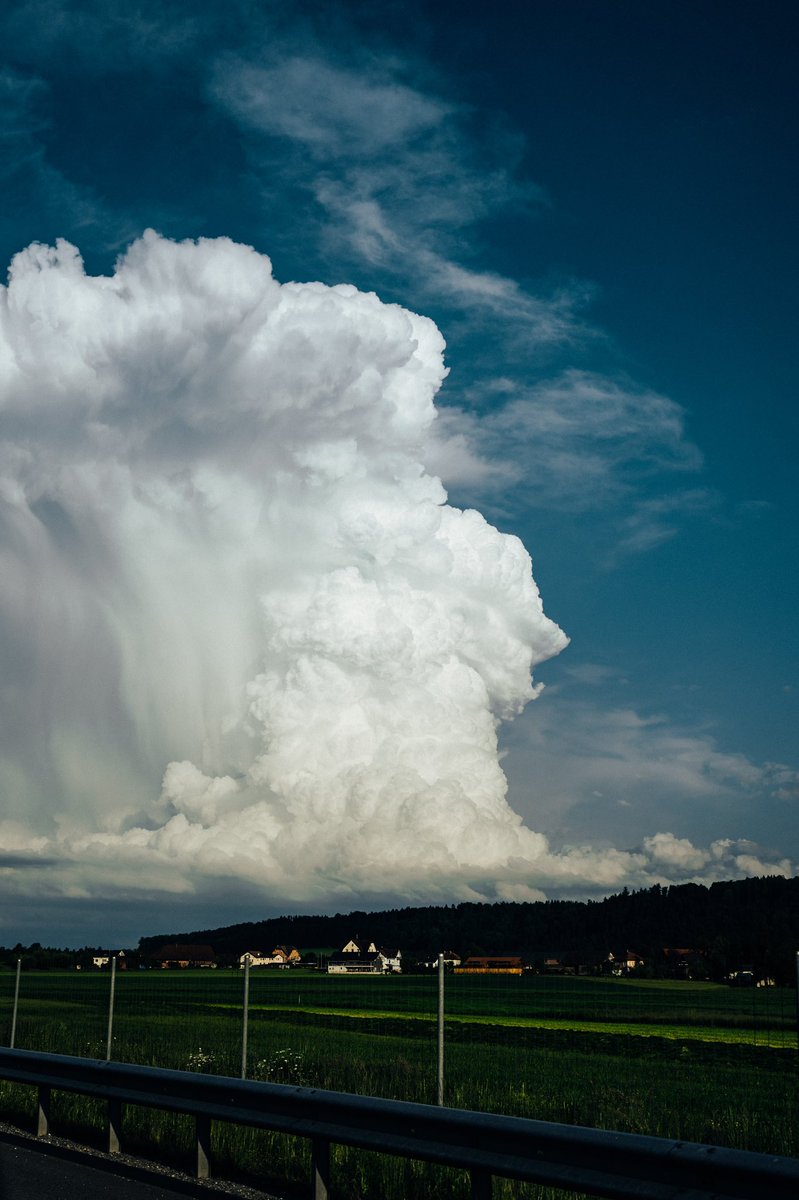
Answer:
[1,1047,798,1199]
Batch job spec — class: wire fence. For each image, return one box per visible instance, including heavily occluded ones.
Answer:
[1,957,798,1159]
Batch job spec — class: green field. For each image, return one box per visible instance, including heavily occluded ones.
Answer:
[1,969,797,1198]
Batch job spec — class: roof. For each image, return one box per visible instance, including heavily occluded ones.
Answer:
[461,955,524,967]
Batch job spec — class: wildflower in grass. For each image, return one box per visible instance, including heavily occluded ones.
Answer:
[251,1048,308,1086]
[84,1038,111,1059]
[186,1048,219,1074]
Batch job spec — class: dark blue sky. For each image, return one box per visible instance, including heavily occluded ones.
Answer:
[0,0,796,941]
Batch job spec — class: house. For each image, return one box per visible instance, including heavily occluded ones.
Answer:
[421,951,462,969]
[272,944,302,965]
[378,946,401,973]
[239,946,302,968]
[151,943,217,969]
[92,950,126,969]
[454,956,524,975]
[605,949,644,976]
[327,937,402,974]
[540,953,589,977]
[341,937,377,954]
[239,950,273,968]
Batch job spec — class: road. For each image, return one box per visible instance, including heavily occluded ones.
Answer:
[0,1132,277,1200]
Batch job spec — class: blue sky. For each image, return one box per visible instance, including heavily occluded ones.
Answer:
[0,0,796,944]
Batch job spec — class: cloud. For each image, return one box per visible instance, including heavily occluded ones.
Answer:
[424,371,712,555]
[210,50,585,343]
[209,40,720,559]
[428,371,703,504]
[0,232,790,925]
[214,56,452,161]
[0,230,574,910]
[2,9,713,566]
[643,832,710,871]
[0,0,207,69]
[501,689,798,871]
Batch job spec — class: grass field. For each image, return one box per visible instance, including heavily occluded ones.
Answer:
[0,968,797,1198]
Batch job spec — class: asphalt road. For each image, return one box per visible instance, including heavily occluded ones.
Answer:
[0,1133,278,1200]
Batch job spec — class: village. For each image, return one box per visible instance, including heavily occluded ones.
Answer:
[70,938,770,985]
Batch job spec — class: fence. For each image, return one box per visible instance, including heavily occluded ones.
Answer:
[2,1046,799,1200]
[1,956,798,1169]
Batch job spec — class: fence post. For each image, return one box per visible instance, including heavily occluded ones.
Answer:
[196,1114,212,1178]
[241,954,250,1079]
[106,955,117,1061]
[9,959,21,1048]
[437,952,445,1106]
[312,1137,330,1200]
[107,1099,122,1153]
[37,1085,50,1137]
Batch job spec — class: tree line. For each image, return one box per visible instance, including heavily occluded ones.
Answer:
[137,875,799,984]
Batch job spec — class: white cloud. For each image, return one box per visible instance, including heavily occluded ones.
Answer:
[0,233,790,918]
[642,832,709,871]
[0,230,573,907]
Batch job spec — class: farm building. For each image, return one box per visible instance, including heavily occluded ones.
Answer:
[151,944,217,969]
[454,956,524,975]
[239,946,302,968]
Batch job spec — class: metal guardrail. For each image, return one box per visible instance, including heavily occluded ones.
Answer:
[1,1047,798,1199]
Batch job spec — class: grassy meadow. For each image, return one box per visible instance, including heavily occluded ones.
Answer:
[0,968,797,1198]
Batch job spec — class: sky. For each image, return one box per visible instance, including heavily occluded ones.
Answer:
[0,0,796,946]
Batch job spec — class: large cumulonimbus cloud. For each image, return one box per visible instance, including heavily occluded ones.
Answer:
[0,230,574,905]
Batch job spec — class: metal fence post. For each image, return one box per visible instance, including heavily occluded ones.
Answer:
[196,1114,212,1178]
[312,1136,330,1200]
[106,955,117,1061]
[437,952,445,1106]
[241,954,250,1079]
[37,1085,50,1137]
[107,1098,122,1153]
[9,959,21,1048]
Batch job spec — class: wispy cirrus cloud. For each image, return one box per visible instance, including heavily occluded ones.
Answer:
[428,370,703,503]
[209,51,586,342]
[424,369,713,556]
[0,0,206,69]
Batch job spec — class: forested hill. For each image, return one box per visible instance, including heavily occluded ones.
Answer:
[138,875,799,982]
